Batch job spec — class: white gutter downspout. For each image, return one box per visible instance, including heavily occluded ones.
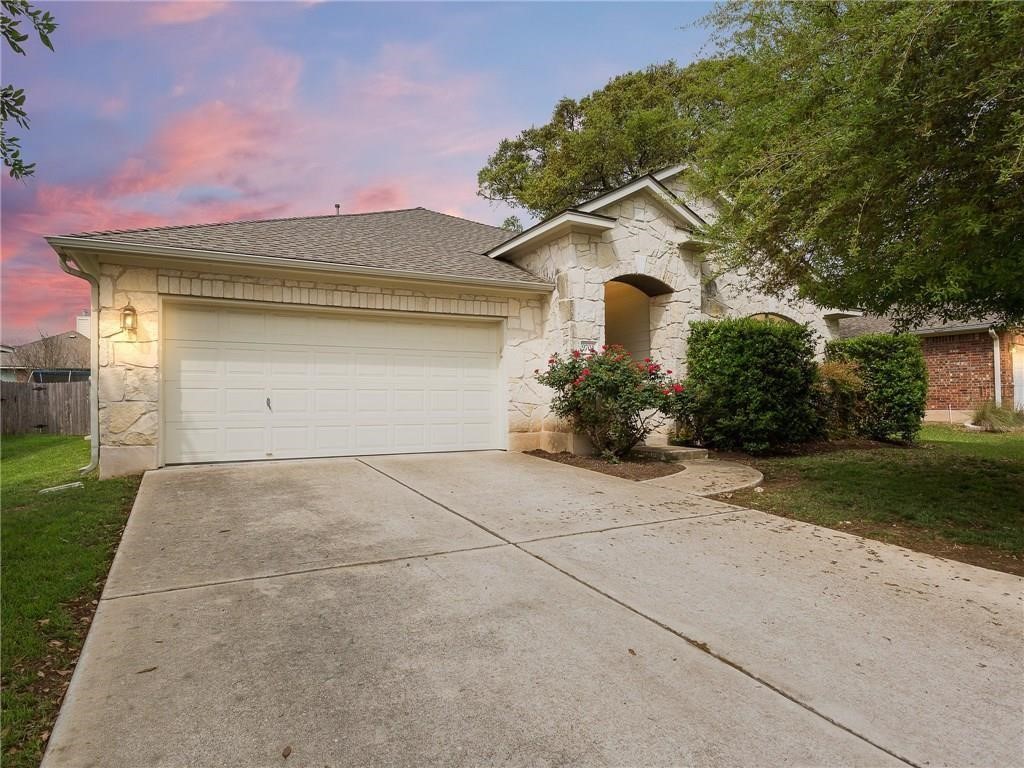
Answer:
[57,252,99,474]
[989,327,1002,407]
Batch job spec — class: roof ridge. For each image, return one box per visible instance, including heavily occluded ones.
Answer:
[63,206,432,239]
[419,207,513,235]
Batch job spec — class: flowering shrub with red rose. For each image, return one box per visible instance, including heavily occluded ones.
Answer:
[535,345,675,458]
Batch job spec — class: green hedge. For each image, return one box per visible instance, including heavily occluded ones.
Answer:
[684,318,819,453]
[826,334,927,441]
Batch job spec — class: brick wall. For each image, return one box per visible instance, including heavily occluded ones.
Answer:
[920,331,995,410]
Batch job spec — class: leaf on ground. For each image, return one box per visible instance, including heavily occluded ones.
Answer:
[134,666,158,674]
[282,745,292,759]
[627,648,637,656]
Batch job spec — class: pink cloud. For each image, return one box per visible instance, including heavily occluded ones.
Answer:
[346,184,409,213]
[2,38,525,342]
[143,2,230,26]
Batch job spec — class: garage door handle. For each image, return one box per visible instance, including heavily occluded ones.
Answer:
[266,397,272,412]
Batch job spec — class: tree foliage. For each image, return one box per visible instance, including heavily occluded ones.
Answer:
[2,0,56,179]
[691,1,1024,326]
[826,334,928,442]
[478,60,734,219]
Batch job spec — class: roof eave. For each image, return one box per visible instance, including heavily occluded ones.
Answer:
[577,176,707,230]
[46,236,553,294]
[485,211,616,260]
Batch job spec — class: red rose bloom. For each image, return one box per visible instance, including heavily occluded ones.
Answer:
[673,383,684,393]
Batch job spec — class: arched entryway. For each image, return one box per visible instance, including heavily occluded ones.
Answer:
[604,274,673,361]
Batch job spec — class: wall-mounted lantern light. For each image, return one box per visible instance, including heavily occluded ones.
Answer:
[120,302,138,332]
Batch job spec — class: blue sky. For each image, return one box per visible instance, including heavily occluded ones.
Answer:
[2,1,714,342]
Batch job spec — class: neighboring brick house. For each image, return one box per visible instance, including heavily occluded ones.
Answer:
[839,315,1024,422]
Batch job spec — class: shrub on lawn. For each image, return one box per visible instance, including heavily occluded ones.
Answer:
[826,334,927,442]
[972,401,1024,433]
[813,359,866,439]
[536,345,671,458]
[680,318,820,454]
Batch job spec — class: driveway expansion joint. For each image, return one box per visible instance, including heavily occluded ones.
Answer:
[511,508,741,545]
[101,542,509,601]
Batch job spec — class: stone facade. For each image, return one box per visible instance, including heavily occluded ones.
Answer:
[88,180,844,476]
[501,188,839,452]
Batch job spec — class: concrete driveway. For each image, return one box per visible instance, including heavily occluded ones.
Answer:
[44,452,1022,767]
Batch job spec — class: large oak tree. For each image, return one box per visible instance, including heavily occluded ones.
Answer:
[479,2,1024,326]
[690,0,1024,326]
[477,59,734,219]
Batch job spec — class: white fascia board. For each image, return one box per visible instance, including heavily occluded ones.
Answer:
[651,164,689,182]
[821,308,863,320]
[46,236,553,294]
[910,322,996,337]
[577,177,706,230]
[485,211,615,259]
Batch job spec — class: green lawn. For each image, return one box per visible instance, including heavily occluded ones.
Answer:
[1,435,140,768]
[728,424,1024,574]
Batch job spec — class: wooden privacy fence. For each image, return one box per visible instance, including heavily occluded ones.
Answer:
[1,381,91,435]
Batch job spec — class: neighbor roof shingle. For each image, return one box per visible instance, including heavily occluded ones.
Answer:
[838,314,1002,339]
[59,208,548,286]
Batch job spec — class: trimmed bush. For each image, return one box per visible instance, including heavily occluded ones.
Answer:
[682,318,820,454]
[813,359,866,439]
[536,345,671,458]
[826,334,927,441]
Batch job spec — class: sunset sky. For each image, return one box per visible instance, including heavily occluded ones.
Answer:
[2,1,710,344]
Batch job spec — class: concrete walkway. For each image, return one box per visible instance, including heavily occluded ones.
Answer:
[43,452,1023,768]
[643,458,763,496]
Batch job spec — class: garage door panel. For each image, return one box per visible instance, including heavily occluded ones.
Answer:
[355,354,388,378]
[313,351,353,377]
[166,425,220,461]
[355,388,389,413]
[224,426,267,455]
[394,356,427,379]
[222,348,267,377]
[463,389,494,413]
[163,304,502,463]
[355,425,390,450]
[164,344,221,381]
[430,423,460,448]
[268,389,311,414]
[462,422,496,447]
[164,307,219,341]
[270,425,312,454]
[315,425,351,451]
[394,424,426,451]
[168,387,220,418]
[270,351,312,377]
[221,310,266,342]
[224,388,266,415]
[264,313,312,344]
[314,389,351,414]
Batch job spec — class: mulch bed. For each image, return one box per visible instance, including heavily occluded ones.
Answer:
[527,450,682,481]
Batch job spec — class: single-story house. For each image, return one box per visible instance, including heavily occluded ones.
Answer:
[48,166,852,478]
[0,330,91,383]
[838,315,1024,422]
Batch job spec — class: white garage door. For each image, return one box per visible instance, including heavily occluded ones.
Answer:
[163,303,503,464]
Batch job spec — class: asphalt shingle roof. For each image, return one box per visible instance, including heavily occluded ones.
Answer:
[838,314,1002,339]
[62,208,546,285]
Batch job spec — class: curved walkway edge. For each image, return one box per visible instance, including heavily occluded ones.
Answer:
[642,459,763,496]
